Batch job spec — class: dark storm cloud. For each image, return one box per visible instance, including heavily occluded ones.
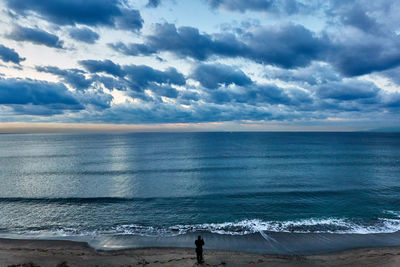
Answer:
[191,64,252,89]
[110,23,328,69]
[5,0,143,32]
[36,66,92,90]
[0,44,25,64]
[79,59,186,92]
[68,27,99,44]
[7,26,64,48]
[0,78,82,115]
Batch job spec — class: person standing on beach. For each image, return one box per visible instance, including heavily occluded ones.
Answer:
[195,235,205,264]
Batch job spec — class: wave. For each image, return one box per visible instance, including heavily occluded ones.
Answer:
[4,217,400,238]
[1,186,400,203]
[169,217,400,235]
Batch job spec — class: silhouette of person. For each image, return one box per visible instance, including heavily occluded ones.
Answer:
[195,235,205,264]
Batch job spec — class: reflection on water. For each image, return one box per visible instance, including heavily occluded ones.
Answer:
[0,132,400,238]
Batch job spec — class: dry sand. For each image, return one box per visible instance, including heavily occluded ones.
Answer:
[1,238,400,267]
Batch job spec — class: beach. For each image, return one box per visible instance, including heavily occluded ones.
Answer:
[1,238,400,267]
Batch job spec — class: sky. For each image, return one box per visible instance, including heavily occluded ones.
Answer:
[0,0,400,132]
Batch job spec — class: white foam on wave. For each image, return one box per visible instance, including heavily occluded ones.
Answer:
[171,217,400,235]
[8,216,400,237]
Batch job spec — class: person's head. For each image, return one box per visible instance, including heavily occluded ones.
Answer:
[198,235,201,240]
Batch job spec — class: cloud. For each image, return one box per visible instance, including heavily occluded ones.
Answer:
[7,26,64,48]
[0,44,25,64]
[180,91,200,102]
[86,97,312,124]
[322,1,400,76]
[2,0,400,127]
[5,0,143,32]
[191,63,252,89]
[110,23,246,61]
[266,63,342,86]
[68,27,99,44]
[0,78,82,115]
[91,75,131,91]
[113,20,400,77]
[385,93,400,109]
[329,37,400,77]
[79,59,124,77]
[36,66,92,90]
[110,23,328,69]
[317,81,380,101]
[244,24,329,68]
[76,89,113,110]
[338,6,379,34]
[0,76,113,116]
[148,85,179,98]
[108,42,157,57]
[114,9,144,32]
[381,67,400,85]
[124,65,186,89]
[206,84,295,105]
[205,0,311,14]
[147,0,161,8]
[79,59,186,92]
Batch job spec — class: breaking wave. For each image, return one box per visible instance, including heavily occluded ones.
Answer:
[6,216,400,238]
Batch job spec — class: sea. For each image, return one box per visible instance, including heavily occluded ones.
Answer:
[1,132,400,254]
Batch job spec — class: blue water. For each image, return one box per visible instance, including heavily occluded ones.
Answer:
[0,132,400,239]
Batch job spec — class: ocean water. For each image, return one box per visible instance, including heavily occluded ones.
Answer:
[1,132,400,252]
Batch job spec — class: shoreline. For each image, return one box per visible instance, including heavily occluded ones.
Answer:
[3,230,400,255]
[1,238,400,266]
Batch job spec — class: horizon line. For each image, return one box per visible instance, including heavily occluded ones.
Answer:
[0,122,399,134]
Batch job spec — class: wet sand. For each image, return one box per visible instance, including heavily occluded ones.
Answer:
[1,238,400,266]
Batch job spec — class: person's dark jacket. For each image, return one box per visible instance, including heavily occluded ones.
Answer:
[195,238,204,251]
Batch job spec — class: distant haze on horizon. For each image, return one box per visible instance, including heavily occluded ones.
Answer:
[0,122,397,134]
[0,0,400,130]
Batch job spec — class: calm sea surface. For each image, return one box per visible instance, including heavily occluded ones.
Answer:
[0,132,400,238]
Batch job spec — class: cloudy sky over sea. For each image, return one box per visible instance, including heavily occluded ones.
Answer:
[0,0,400,131]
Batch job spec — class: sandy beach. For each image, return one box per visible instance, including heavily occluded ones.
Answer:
[0,238,399,267]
